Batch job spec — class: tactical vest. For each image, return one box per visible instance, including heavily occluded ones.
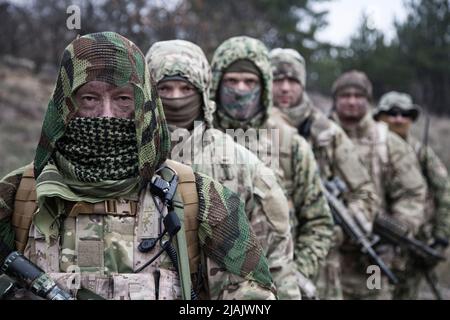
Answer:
[11,160,201,300]
[353,122,389,210]
[264,117,295,195]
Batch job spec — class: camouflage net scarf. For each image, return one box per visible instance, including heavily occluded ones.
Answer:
[30,32,171,240]
[35,31,171,183]
[195,172,272,288]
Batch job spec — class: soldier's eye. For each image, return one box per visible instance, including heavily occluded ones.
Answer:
[117,95,132,101]
[181,86,194,93]
[224,79,237,86]
[245,79,257,87]
[157,86,170,93]
[81,95,98,103]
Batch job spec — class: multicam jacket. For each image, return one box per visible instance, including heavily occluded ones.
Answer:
[333,112,427,234]
[0,32,275,300]
[407,135,450,242]
[210,36,334,281]
[146,39,300,299]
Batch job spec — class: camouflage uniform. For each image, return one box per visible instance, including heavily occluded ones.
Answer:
[0,32,275,300]
[331,71,427,299]
[210,36,334,297]
[146,40,300,299]
[374,91,450,299]
[269,48,379,300]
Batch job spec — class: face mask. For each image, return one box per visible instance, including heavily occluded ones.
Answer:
[55,117,139,182]
[219,85,263,121]
[161,93,202,130]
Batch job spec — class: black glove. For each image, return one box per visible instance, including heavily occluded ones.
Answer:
[431,236,449,257]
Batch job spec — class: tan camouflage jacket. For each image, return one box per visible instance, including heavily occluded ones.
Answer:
[333,112,427,234]
[146,39,300,299]
[408,135,450,241]
[210,36,334,282]
[272,95,379,232]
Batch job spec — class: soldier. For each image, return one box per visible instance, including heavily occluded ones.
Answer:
[331,70,427,299]
[269,48,379,299]
[210,36,334,298]
[145,39,300,299]
[374,91,450,299]
[0,32,276,300]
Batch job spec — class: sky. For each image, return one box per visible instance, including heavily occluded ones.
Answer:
[313,0,409,46]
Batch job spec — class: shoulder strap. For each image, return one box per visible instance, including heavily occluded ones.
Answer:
[164,160,200,270]
[12,163,37,253]
[277,122,295,186]
[375,122,389,165]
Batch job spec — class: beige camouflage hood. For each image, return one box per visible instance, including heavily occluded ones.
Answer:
[146,40,215,128]
[210,36,273,129]
[269,48,306,88]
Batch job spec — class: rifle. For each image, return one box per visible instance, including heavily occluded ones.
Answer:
[323,177,399,285]
[373,214,446,299]
[0,239,73,300]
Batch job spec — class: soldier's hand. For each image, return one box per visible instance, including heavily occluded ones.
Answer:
[430,236,449,258]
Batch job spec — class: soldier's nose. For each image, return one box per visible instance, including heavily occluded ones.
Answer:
[100,97,115,117]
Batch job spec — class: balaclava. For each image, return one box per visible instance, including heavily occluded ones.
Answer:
[210,36,273,130]
[146,39,215,129]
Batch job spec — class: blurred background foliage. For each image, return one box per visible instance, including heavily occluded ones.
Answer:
[1,0,449,113]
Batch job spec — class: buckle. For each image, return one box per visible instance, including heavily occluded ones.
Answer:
[105,199,135,215]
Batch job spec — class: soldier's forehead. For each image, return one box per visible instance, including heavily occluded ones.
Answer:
[338,86,366,94]
[223,72,260,79]
[75,81,133,92]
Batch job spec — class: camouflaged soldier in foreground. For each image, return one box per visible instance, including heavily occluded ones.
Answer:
[269,48,379,299]
[331,71,427,299]
[374,91,450,299]
[0,32,276,300]
[145,39,300,299]
[210,36,334,297]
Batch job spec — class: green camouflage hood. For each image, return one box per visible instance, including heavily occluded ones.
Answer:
[210,36,273,129]
[145,40,215,128]
[34,32,170,183]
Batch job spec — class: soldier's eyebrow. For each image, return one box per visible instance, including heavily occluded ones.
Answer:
[181,83,195,89]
